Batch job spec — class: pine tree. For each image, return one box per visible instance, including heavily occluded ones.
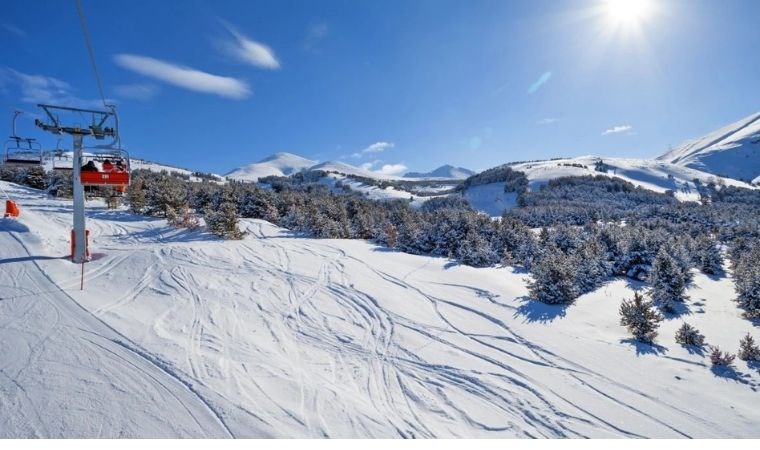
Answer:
[127,177,147,214]
[146,173,187,217]
[696,234,722,275]
[733,245,760,318]
[456,230,498,267]
[737,333,760,361]
[205,201,244,239]
[619,292,663,343]
[528,248,579,305]
[22,166,47,190]
[573,237,610,294]
[674,322,705,347]
[648,248,688,313]
[709,346,736,366]
[666,238,695,285]
[382,222,398,248]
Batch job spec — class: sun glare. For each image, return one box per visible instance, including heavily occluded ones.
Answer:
[603,0,654,27]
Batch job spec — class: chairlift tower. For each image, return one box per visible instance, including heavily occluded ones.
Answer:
[34,103,117,263]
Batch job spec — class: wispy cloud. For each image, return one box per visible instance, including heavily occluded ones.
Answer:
[358,159,406,176]
[351,141,394,158]
[359,160,381,171]
[538,118,558,125]
[2,68,106,108]
[113,54,250,99]
[1,22,26,38]
[113,83,160,101]
[219,20,280,70]
[528,71,552,94]
[375,163,408,176]
[303,22,328,51]
[602,125,633,135]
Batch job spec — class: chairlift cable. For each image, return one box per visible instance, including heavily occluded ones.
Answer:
[75,0,108,109]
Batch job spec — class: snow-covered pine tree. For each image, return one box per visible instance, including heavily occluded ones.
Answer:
[21,166,47,190]
[733,244,760,318]
[382,222,398,248]
[695,234,722,275]
[205,201,245,239]
[667,238,695,284]
[46,170,73,198]
[709,346,736,366]
[674,322,705,347]
[126,176,147,214]
[573,236,610,294]
[146,173,187,217]
[456,230,498,267]
[737,333,760,361]
[527,247,579,304]
[648,247,688,313]
[619,291,663,343]
[621,231,654,280]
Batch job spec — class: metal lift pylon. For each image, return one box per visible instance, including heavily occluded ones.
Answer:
[34,103,117,263]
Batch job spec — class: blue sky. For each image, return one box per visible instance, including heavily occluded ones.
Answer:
[1,0,758,175]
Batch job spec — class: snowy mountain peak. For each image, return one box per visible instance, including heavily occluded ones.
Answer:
[405,165,475,179]
[225,152,317,181]
[658,112,760,183]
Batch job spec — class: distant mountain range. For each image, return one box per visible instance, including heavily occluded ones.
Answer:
[148,112,760,195]
[404,165,475,179]
[224,153,472,182]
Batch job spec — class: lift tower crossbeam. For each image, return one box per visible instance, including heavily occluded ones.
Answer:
[34,103,116,263]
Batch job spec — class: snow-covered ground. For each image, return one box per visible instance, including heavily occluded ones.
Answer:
[463,183,518,217]
[2,180,760,438]
[321,173,431,207]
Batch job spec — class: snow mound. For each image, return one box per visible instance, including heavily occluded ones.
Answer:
[225,152,317,181]
[658,112,760,183]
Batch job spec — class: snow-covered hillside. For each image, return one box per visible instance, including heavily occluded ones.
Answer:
[2,179,760,437]
[658,112,760,183]
[510,156,753,199]
[405,165,475,180]
[225,152,317,182]
[457,156,756,217]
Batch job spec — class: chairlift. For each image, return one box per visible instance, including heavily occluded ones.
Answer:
[3,111,43,167]
[4,136,43,166]
[49,148,74,171]
[79,146,131,193]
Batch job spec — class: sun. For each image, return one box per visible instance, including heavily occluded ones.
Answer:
[603,0,655,28]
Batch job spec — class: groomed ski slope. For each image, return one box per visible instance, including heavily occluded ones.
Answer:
[1,180,760,438]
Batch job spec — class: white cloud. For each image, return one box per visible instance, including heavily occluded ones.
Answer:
[113,83,160,101]
[375,163,407,176]
[359,159,382,171]
[538,118,558,125]
[113,54,250,99]
[351,141,395,158]
[602,125,633,135]
[303,22,328,51]
[220,21,280,70]
[1,22,26,37]
[3,68,106,108]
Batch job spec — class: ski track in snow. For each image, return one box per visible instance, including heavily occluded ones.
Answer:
[2,180,760,437]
